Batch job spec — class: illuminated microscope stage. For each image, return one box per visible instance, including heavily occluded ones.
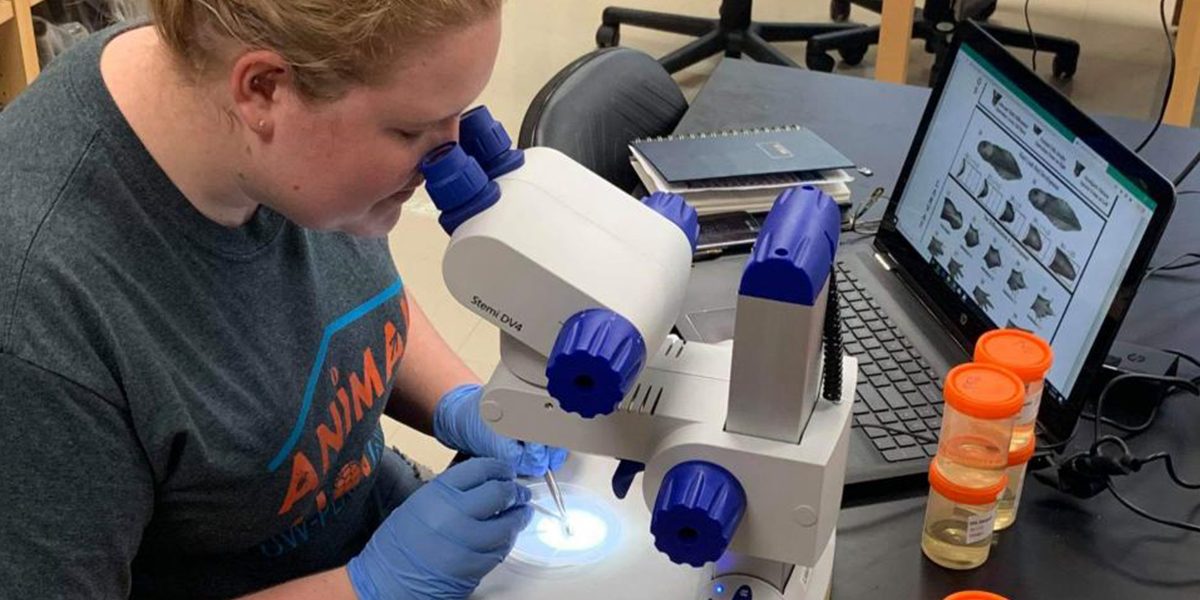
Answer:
[471,454,704,598]
[471,453,835,600]
[509,481,621,571]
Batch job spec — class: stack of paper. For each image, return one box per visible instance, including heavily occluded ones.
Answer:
[630,151,851,215]
[627,125,854,215]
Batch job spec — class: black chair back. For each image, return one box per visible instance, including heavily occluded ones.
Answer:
[519,47,688,193]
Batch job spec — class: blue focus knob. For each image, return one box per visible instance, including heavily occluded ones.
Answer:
[418,142,501,234]
[650,461,747,567]
[545,309,646,418]
[459,105,525,179]
[642,192,699,252]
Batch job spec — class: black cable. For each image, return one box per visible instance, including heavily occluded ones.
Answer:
[1080,405,1160,435]
[846,186,887,236]
[1036,420,1079,453]
[1143,252,1200,282]
[1137,452,1200,489]
[1034,371,1193,456]
[852,423,939,445]
[1174,156,1200,187]
[1024,0,1039,73]
[1107,482,1200,532]
[1093,372,1198,445]
[1133,0,1175,154]
[1163,349,1200,386]
[1035,369,1200,532]
[1176,190,1200,196]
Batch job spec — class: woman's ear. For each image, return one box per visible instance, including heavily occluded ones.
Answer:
[230,50,291,137]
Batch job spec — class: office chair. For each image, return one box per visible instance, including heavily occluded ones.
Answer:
[595,0,868,74]
[807,0,1079,84]
[519,47,689,193]
[828,0,995,22]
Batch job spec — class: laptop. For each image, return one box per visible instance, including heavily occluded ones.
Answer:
[676,22,1176,492]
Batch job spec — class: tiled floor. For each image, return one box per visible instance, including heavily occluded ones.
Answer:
[383,0,1186,470]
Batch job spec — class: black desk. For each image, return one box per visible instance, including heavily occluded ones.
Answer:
[678,59,1200,599]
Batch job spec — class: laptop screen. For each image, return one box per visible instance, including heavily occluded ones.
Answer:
[890,44,1157,403]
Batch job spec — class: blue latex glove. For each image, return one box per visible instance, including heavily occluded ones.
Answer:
[347,458,533,600]
[433,383,569,477]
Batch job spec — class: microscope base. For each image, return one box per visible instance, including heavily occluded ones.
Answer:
[706,533,835,600]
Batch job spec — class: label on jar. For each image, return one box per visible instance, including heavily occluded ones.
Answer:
[966,509,997,544]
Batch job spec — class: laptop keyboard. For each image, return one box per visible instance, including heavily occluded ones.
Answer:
[836,262,946,463]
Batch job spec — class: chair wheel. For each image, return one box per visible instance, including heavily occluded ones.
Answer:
[596,24,620,48]
[1053,52,1078,80]
[831,0,851,22]
[838,45,868,67]
[806,51,837,72]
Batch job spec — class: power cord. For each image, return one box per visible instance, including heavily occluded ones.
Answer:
[1091,373,1197,446]
[1108,483,1200,532]
[1143,252,1200,282]
[1034,371,1200,533]
[1164,349,1200,386]
[1174,158,1200,187]
[1023,0,1039,73]
[1133,0,1175,154]
[1041,350,1200,451]
[1140,452,1200,490]
[845,186,887,236]
[1079,405,1160,436]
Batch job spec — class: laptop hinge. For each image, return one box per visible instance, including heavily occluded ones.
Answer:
[873,251,896,272]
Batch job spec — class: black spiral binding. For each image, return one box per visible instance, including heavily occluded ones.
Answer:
[822,269,843,403]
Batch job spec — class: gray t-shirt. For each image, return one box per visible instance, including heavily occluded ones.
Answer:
[0,23,421,599]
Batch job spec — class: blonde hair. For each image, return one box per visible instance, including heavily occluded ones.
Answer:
[150,0,502,101]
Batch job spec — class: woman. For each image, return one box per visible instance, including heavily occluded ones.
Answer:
[0,1,564,598]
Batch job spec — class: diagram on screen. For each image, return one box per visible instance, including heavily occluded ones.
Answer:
[941,198,964,230]
[1029,187,1082,232]
[903,72,1156,351]
[999,201,1016,223]
[1031,295,1056,320]
[1007,269,1026,292]
[1050,248,1078,282]
[1023,225,1043,252]
[977,140,1023,181]
[948,259,964,281]
[984,246,1002,270]
[965,225,981,248]
[973,286,994,311]
[929,236,946,258]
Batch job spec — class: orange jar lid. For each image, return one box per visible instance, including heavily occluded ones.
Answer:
[929,461,1007,505]
[944,592,1011,600]
[944,363,1024,419]
[975,329,1053,384]
[1008,439,1037,466]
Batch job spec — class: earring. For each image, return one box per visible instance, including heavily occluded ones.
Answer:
[257,120,265,130]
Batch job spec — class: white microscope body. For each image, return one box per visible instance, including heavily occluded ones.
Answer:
[421,107,855,600]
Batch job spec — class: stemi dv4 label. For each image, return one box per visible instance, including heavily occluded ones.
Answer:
[471,295,524,332]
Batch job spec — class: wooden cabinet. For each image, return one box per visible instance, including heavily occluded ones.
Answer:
[0,0,44,107]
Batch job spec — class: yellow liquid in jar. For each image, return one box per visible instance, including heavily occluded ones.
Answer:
[1010,422,1036,452]
[935,440,1007,488]
[921,518,991,570]
[994,486,1017,530]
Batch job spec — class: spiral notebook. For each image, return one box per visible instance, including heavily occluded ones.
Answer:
[630,125,854,184]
